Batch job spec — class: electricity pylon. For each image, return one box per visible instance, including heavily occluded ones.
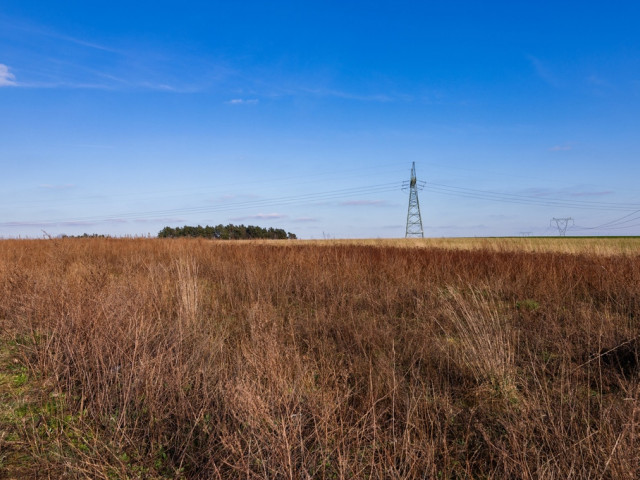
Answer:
[550,217,574,236]
[402,162,425,238]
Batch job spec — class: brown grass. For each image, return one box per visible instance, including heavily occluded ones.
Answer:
[0,237,638,478]
[297,236,640,256]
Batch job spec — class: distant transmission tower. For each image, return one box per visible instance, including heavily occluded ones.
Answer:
[550,217,574,236]
[402,162,425,238]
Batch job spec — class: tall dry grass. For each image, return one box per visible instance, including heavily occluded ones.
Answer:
[0,237,638,478]
[299,236,640,256]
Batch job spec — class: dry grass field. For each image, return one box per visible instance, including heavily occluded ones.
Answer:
[0,237,638,478]
[300,236,640,256]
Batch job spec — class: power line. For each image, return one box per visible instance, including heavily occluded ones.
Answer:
[425,182,640,211]
[1,162,406,210]
[4,163,640,236]
[423,181,640,233]
[575,220,640,231]
[573,209,640,231]
[1,182,402,227]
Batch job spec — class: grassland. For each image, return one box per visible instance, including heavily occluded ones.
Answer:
[298,236,640,255]
[0,237,638,478]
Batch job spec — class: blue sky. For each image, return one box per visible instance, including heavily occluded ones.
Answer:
[1,1,639,238]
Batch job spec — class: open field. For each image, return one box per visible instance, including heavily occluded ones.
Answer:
[0,237,638,478]
[296,236,640,256]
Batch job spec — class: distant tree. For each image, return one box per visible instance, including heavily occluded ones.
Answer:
[158,224,297,240]
[58,233,109,239]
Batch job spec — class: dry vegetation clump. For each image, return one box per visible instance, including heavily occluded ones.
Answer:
[0,237,638,478]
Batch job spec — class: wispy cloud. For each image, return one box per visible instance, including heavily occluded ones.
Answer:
[38,184,76,190]
[519,187,556,198]
[0,64,17,86]
[0,14,424,102]
[16,78,198,93]
[520,186,614,198]
[54,33,121,54]
[226,98,259,105]
[0,219,126,228]
[549,143,573,151]
[0,221,59,228]
[260,81,409,103]
[299,87,395,102]
[1,15,120,54]
[528,55,560,87]
[15,80,116,90]
[133,217,185,224]
[426,224,490,231]
[2,14,413,100]
[65,143,114,149]
[0,14,231,93]
[214,193,260,202]
[229,213,288,221]
[569,190,613,197]
[586,74,610,87]
[103,219,129,224]
[339,200,387,206]
[59,221,100,227]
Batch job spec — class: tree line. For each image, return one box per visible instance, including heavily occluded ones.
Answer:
[158,224,297,240]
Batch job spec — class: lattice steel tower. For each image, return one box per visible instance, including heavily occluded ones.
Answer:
[403,162,425,238]
[550,217,574,236]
